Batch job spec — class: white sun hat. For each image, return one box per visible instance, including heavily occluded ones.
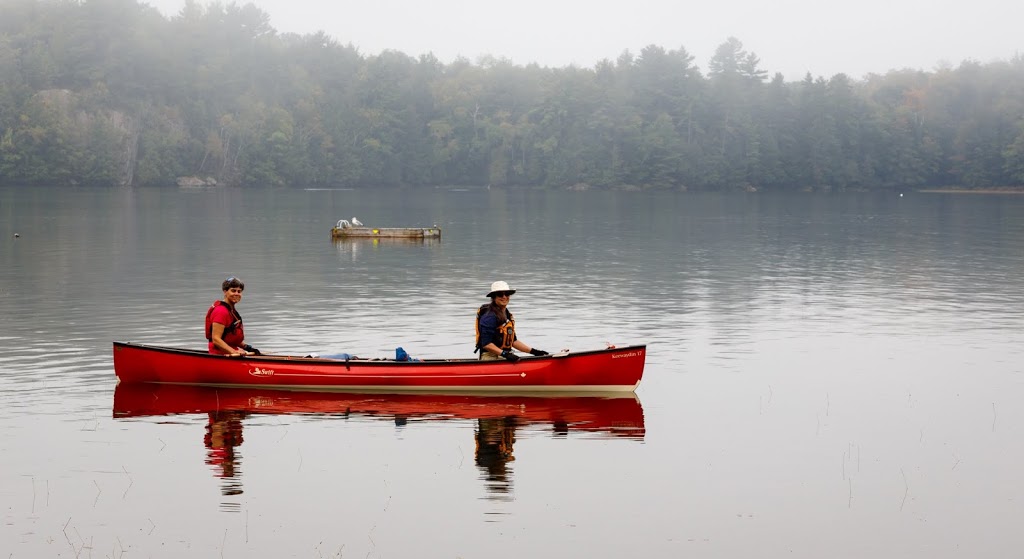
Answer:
[486,281,517,298]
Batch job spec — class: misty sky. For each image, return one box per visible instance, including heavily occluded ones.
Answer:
[145,0,1022,80]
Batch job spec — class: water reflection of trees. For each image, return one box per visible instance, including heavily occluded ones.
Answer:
[114,384,644,507]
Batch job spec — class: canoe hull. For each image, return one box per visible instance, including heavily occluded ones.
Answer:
[330,226,441,239]
[112,342,646,392]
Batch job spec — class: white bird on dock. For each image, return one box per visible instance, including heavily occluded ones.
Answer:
[351,216,363,226]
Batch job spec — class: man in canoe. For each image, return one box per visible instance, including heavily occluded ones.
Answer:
[475,281,549,362]
[205,276,260,357]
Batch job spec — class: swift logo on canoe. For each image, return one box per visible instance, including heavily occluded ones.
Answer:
[248,367,275,377]
[611,351,641,359]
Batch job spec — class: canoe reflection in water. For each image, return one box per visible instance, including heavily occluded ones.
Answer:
[113,383,645,503]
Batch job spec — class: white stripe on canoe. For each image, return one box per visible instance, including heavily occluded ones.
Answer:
[157,382,640,393]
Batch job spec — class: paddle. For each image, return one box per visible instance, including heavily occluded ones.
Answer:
[546,343,615,357]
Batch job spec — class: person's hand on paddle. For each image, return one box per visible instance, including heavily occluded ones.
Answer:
[529,348,549,356]
[500,349,521,363]
[230,344,261,357]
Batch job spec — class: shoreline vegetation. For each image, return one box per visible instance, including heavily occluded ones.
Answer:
[916,187,1024,194]
[1,0,1023,191]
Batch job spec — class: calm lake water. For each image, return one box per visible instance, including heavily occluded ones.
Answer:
[1,186,1022,558]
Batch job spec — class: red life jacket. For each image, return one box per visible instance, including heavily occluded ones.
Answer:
[205,300,242,342]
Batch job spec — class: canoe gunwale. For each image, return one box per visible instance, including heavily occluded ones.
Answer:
[112,341,642,365]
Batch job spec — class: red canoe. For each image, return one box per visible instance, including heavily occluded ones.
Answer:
[112,342,646,392]
[112,383,645,438]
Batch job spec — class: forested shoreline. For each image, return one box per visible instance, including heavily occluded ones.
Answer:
[1,0,1023,191]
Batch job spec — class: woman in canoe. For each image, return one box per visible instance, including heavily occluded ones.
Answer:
[475,281,548,362]
[205,276,259,357]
